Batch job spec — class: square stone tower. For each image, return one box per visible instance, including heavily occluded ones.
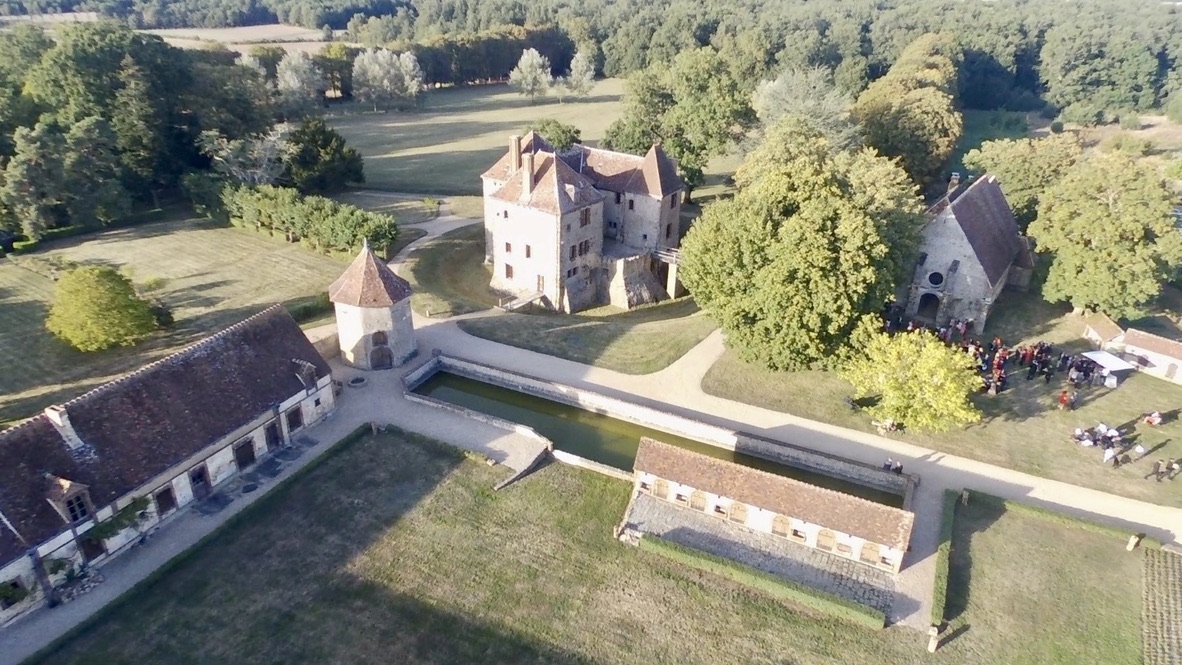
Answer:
[328,241,416,370]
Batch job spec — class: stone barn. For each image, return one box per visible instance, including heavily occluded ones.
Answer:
[631,438,914,574]
[904,175,1033,333]
[0,305,334,624]
[329,241,416,370]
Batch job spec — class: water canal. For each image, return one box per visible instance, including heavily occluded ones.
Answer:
[413,372,902,507]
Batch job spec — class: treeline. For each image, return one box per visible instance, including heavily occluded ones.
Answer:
[84,0,414,29]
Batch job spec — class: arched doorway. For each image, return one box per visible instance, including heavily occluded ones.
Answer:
[728,502,748,524]
[652,479,669,500]
[816,529,836,551]
[370,346,394,370]
[772,515,790,537]
[859,542,881,565]
[916,293,940,321]
[690,491,707,511]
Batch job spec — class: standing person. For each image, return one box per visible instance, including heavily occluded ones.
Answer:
[1027,361,1038,381]
[1148,459,1164,481]
[1103,447,1116,465]
[1058,390,1069,410]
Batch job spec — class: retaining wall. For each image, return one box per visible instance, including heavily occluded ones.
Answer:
[552,450,633,481]
[407,353,915,508]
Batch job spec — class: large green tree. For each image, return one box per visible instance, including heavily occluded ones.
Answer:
[962,134,1082,230]
[111,55,166,193]
[842,330,981,433]
[1,122,67,240]
[752,67,860,152]
[852,33,963,188]
[679,117,923,370]
[526,119,581,151]
[46,265,158,352]
[1030,154,1182,318]
[508,48,552,102]
[603,47,753,200]
[64,116,130,228]
[282,118,364,194]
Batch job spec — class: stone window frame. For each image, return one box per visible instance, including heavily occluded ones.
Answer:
[674,493,688,505]
[504,264,514,279]
[627,199,634,211]
[789,528,807,543]
[285,405,304,433]
[580,208,591,227]
[154,485,178,517]
[65,494,90,523]
[504,242,512,253]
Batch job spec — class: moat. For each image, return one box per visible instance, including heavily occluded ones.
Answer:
[413,372,902,507]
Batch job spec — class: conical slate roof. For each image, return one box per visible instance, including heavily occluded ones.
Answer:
[329,242,413,307]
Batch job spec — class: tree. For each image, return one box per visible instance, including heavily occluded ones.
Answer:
[63,116,130,228]
[527,119,581,151]
[603,48,753,200]
[962,134,1082,230]
[397,51,424,102]
[200,127,290,186]
[558,48,595,101]
[247,44,285,83]
[46,265,158,352]
[852,33,963,188]
[111,55,165,194]
[508,48,552,102]
[276,51,324,120]
[842,330,982,433]
[352,48,403,111]
[316,42,356,98]
[283,118,364,194]
[1030,154,1182,318]
[679,117,924,370]
[1,122,67,240]
[752,67,860,151]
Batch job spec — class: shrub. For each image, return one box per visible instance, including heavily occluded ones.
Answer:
[41,225,88,241]
[139,276,167,292]
[1059,103,1107,127]
[46,266,158,351]
[1167,93,1182,125]
[181,171,229,222]
[1166,161,1182,180]
[1101,132,1153,156]
[931,490,959,627]
[223,185,398,254]
[639,535,886,629]
[149,301,174,328]
[285,292,333,323]
[12,239,39,254]
[1117,111,1142,130]
[1049,120,1064,134]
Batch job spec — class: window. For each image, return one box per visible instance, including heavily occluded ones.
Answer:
[569,245,577,261]
[816,529,836,551]
[565,224,570,231]
[503,210,509,219]
[639,481,650,491]
[313,397,322,408]
[670,197,677,209]
[674,493,688,505]
[285,406,304,432]
[665,223,672,239]
[505,242,512,253]
[190,465,211,500]
[566,268,577,278]
[525,245,532,258]
[233,438,257,470]
[713,505,727,516]
[628,199,634,211]
[928,272,944,286]
[772,515,790,537]
[690,491,707,511]
[642,234,648,242]
[615,192,621,204]
[609,222,617,229]
[880,555,893,567]
[790,528,807,542]
[264,421,282,449]
[577,239,590,256]
[371,331,388,347]
[65,495,89,522]
[728,502,748,524]
[504,264,514,279]
[836,542,853,556]
[580,208,591,227]
[155,486,177,516]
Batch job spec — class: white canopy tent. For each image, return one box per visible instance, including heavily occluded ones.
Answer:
[1082,350,1136,387]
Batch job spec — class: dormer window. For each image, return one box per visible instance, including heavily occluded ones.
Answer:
[66,495,89,522]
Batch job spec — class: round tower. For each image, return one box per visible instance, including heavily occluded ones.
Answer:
[328,241,416,370]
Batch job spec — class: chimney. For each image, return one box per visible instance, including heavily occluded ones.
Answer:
[948,172,961,192]
[44,405,85,451]
[510,135,522,171]
[521,152,535,199]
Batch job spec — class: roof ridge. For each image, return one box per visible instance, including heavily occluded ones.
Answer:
[58,304,286,409]
[638,438,905,516]
[0,413,50,441]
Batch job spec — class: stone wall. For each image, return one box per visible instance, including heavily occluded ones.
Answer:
[735,433,916,499]
[552,449,633,481]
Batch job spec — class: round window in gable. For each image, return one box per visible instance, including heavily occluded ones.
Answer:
[928,272,945,286]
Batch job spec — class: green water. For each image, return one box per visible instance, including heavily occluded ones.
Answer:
[414,372,902,507]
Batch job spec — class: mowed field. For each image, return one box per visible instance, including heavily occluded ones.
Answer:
[703,291,1182,507]
[0,212,347,425]
[329,79,628,195]
[940,497,1142,665]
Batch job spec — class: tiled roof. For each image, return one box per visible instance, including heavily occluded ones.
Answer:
[1084,313,1124,342]
[633,438,914,551]
[1123,328,1182,360]
[561,144,684,197]
[489,152,605,215]
[0,305,330,566]
[479,131,554,183]
[932,176,1024,287]
[329,243,412,307]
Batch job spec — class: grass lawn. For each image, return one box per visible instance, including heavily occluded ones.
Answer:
[457,298,717,374]
[702,290,1182,507]
[397,223,497,317]
[331,190,440,225]
[328,79,627,195]
[938,497,1142,665]
[0,212,347,425]
[33,430,930,665]
[949,110,1031,175]
[447,195,485,219]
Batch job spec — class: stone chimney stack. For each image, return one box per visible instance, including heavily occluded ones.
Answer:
[510,135,522,171]
[948,172,961,192]
[44,405,85,451]
[521,151,534,198]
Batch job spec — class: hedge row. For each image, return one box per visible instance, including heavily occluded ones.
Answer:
[931,489,959,628]
[10,204,186,256]
[638,535,886,629]
[285,293,333,324]
[966,490,1164,548]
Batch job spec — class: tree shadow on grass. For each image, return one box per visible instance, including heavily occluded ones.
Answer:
[942,495,1007,626]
